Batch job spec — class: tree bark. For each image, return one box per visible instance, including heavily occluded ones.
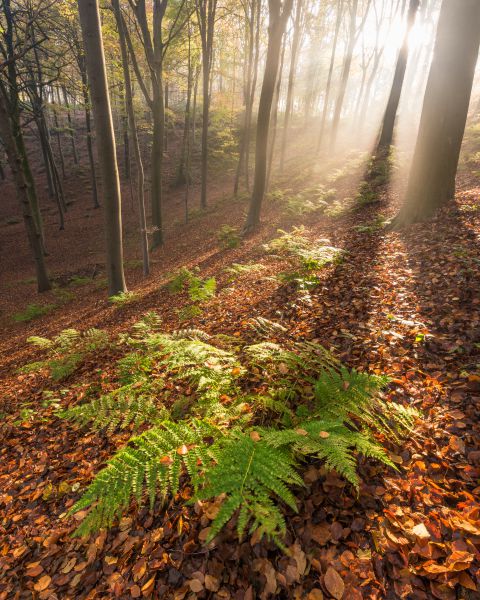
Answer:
[395,0,480,225]
[317,1,342,152]
[112,0,149,277]
[77,0,126,295]
[244,0,294,232]
[376,0,419,152]
[0,86,51,292]
[279,0,304,172]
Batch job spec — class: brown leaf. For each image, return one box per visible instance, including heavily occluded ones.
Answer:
[324,567,344,600]
[205,574,220,592]
[176,444,189,456]
[411,523,430,540]
[307,590,324,600]
[33,575,51,592]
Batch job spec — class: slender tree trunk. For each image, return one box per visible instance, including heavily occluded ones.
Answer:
[80,60,100,208]
[233,0,255,197]
[244,0,294,232]
[267,37,286,189]
[376,0,419,152]
[0,87,50,292]
[196,0,218,209]
[52,89,66,179]
[317,1,342,152]
[112,0,149,276]
[395,0,480,225]
[280,0,304,172]
[77,0,126,295]
[178,20,194,186]
[62,86,79,164]
[244,0,261,191]
[330,0,359,151]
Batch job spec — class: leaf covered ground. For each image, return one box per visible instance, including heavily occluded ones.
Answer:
[1,149,480,599]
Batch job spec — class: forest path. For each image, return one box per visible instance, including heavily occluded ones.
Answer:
[1,156,480,599]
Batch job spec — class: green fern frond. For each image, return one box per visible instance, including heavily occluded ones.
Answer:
[60,382,167,432]
[198,433,302,545]
[70,419,224,536]
[171,328,211,342]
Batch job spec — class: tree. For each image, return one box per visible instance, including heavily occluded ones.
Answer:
[112,0,149,277]
[376,0,419,153]
[279,0,305,172]
[196,0,218,208]
[395,0,480,225]
[0,0,51,292]
[244,0,294,233]
[77,0,126,295]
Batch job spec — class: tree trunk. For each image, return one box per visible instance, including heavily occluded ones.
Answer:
[79,59,100,209]
[0,87,51,292]
[330,0,359,151]
[317,1,342,152]
[62,86,79,164]
[395,0,480,225]
[376,0,419,152]
[77,0,126,295]
[112,0,149,277]
[279,0,304,172]
[244,0,294,232]
[267,37,286,189]
[196,0,218,209]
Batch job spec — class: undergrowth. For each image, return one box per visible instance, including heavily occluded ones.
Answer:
[19,313,419,547]
[264,227,345,289]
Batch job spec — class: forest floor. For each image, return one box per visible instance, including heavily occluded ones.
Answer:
[1,128,480,599]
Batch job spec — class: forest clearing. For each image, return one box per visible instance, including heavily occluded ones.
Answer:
[1,1,480,599]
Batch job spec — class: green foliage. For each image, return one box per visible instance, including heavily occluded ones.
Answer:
[198,433,302,544]
[276,186,337,216]
[56,315,418,547]
[353,215,387,234]
[167,267,216,303]
[217,225,241,249]
[177,304,203,321]
[13,303,55,322]
[69,419,223,536]
[224,262,265,281]
[109,291,140,307]
[264,227,344,289]
[20,328,109,381]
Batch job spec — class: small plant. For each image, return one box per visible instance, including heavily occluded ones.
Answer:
[264,227,344,289]
[19,328,109,381]
[217,225,241,249]
[168,267,216,301]
[55,314,418,548]
[69,276,91,287]
[177,304,203,321]
[13,303,55,323]
[353,215,387,234]
[224,262,265,281]
[282,186,337,216]
[109,290,140,307]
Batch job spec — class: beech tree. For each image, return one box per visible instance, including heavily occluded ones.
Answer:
[77,0,126,295]
[244,0,294,233]
[0,0,51,292]
[376,0,419,153]
[395,0,480,225]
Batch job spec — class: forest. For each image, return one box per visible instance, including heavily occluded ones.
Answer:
[1,0,480,598]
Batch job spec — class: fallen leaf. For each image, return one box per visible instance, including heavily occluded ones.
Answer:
[324,567,344,599]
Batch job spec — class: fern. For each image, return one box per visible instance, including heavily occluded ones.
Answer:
[60,382,167,432]
[197,432,303,545]
[22,328,109,381]
[70,419,224,536]
[56,315,419,547]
